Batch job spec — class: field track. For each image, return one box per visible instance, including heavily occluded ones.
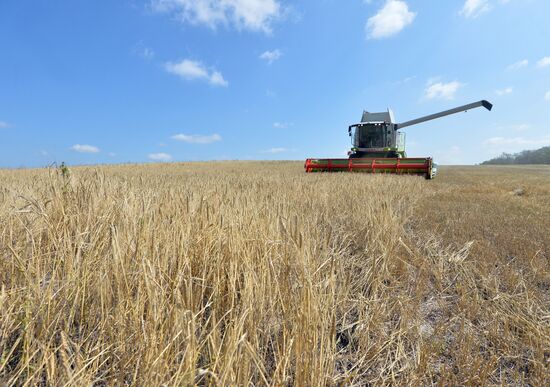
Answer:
[0,162,548,385]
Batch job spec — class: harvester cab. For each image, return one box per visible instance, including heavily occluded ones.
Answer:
[305,100,493,178]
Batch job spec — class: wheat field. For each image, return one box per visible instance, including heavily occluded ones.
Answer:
[0,162,548,385]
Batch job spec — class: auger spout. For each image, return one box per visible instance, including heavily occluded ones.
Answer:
[395,100,493,130]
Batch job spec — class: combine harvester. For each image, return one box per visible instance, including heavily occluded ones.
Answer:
[305,100,493,178]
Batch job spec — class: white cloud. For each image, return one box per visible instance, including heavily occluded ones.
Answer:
[0,121,12,128]
[261,147,288,154]
[208,71,228,86]
[141,47,155,59]
[425,80,463,100]
[71,144,100,154]
[495,86,513,96]
[507,59,528,71]
[108,152,117,157]
[460,0,490,18]
[151,0,282,33]
[273,122,293,128]
[148,152,173,161]
[134,41,155,59]
[461,0,514,19]
[392,75,416,85]
[366,0,416,39]
[537,57,550,68]
[545,91,550,101]
[260,49,282,64]
[172,133,222,144]
[165,59,228,87]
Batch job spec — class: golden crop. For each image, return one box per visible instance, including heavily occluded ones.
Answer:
[0,162,548,385]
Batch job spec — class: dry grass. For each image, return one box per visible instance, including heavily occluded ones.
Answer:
[0,162,548,385]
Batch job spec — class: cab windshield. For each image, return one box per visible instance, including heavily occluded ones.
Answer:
[352,124,385,148]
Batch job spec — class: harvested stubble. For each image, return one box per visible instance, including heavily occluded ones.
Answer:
[0,162,548,385]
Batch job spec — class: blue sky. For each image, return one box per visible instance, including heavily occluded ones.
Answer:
[1,0,550,167]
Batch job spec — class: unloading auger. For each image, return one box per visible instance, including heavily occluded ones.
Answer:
[305,100,493,178]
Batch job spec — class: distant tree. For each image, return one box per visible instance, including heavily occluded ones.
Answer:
[481,146,550,165]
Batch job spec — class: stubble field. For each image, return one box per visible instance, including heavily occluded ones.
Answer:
[0,162,548,385]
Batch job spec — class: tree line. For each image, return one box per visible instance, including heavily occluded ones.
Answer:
[481,146,550,165]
